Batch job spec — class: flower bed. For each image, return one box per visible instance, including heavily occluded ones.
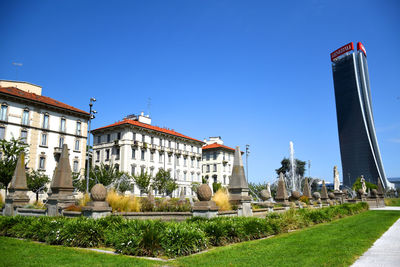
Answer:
[0,202,368,258]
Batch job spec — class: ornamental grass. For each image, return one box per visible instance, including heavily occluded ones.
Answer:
[106,190,141,212]
[212,188,231,211]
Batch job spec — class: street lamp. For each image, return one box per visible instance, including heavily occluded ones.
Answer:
[86,97,97,193]
[245,144,250,182]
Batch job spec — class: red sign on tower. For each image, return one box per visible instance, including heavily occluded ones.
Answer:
[357,42,367,57]
[330,42,354,62]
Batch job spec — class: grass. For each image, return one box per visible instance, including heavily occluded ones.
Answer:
[174,210,400,267]
[0,237,158,267]
[0,210,399,267]
[385,198,400,206]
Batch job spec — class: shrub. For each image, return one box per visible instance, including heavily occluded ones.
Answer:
[161,222,208,257]
[59,217,104,247]
[212,188,231,211]
[299,195,310,204]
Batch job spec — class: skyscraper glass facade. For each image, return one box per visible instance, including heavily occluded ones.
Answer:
[331,45,389,189]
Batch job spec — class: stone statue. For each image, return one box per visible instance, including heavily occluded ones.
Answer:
[333,166,340,192]
[360,175,367,194]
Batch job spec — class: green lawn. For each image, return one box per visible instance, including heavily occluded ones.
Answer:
[1,210,399,267]
[385,198,400,206]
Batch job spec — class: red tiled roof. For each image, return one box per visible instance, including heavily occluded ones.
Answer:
[92,119,203,143]
[0,87,90,116]
[202,143,235,151]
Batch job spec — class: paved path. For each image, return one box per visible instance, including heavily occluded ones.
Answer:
[351,211,400,267]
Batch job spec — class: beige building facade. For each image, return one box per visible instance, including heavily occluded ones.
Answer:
[0,80,90,181]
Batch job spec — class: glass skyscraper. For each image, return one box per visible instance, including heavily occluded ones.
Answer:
[331,42,390,189]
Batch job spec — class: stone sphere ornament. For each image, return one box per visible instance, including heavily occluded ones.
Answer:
[260,189,271,201]
[291,191,301,200]
[91,184,107,201]
[197,184,212,201]
[312,192,321,200]
[328,192,335,199]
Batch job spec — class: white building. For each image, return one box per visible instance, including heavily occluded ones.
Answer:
[202,137,236,189]
[91,113,203,197]
[0,80,90,180]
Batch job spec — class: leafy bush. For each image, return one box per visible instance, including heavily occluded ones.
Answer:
[352,177,377,191]
[299,195,310,204]
[0,203,368,258]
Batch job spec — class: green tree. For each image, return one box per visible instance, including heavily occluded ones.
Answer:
[153,169,177,196]
[0,138,29,194]
[73,163,123,192]
[275,158,306,177]
[133,171,151,195]
[249,181,268,199]
[26,170,50,202]
[115,174,132,194]
[352,177,377,191]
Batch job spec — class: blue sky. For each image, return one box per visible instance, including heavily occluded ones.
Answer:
[1,0,399,184]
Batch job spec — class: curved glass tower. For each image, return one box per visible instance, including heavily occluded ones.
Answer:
[331,42,390,189]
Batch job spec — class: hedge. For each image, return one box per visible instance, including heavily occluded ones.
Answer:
[0,202,368,258]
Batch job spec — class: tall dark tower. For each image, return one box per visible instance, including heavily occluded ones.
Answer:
[331,42,389,189]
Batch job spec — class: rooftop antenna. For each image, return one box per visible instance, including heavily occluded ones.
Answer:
[12,62,23,81]
[147,97,152,117]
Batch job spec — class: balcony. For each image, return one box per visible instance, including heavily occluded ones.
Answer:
[182,151,189,156]
[114,140,120,146]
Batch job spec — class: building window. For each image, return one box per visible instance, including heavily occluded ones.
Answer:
[223,175,226,184]
[151,137,154,144]
[105,149,110,161]
[168,140,171,148]
[43,113,49,129]
[0,127,5,139]
[159,138,163,146]
[96,150,100,162]
[191,173,194,181]
[115,148,120,160]
[207,165,210,172]
[0,104,7,121]
[39,157,45,170]
[75,139,80,151]
[168,154,172,164]
[213,152,217,160]
[184,187,187,195]
[20,130,28,143]
[184,157,187,167]
[141,166,145,174]
[142,134,145,143]
[132,132,136,141]
[22,109,29,125]
[107,134,111,142]
[159,153,163,163]
[197,159,200,168]
[76,121,81,135]
[117,132,121,140]
[73,161,79,173]
[60,118,66,132]
[97,135,101,144]
[41,133,47,146]
[184,144,187,151]
[184,172,187,181]
[59,137,64,148]
[213,164,217,172]
[191,146,193,152]
[176,155,179,166]
[141,149,145,160]
[132,148,136,159]
[206,153,210,161]
[150,151,154,161]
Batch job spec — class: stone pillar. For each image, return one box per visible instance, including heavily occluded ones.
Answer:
[228,146,252,216]
[82,184,112,219]
[320,180,329,203]
[192,184,219,218]
[302,178,312,198]
[47,144,75,216]
[4,153,30,216]
[275,172,289,207]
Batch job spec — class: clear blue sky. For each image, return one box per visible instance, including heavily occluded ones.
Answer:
[1,0,399,184]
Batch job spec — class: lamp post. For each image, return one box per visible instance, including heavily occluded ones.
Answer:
[245,144,250,182]
[86,98,97,193]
